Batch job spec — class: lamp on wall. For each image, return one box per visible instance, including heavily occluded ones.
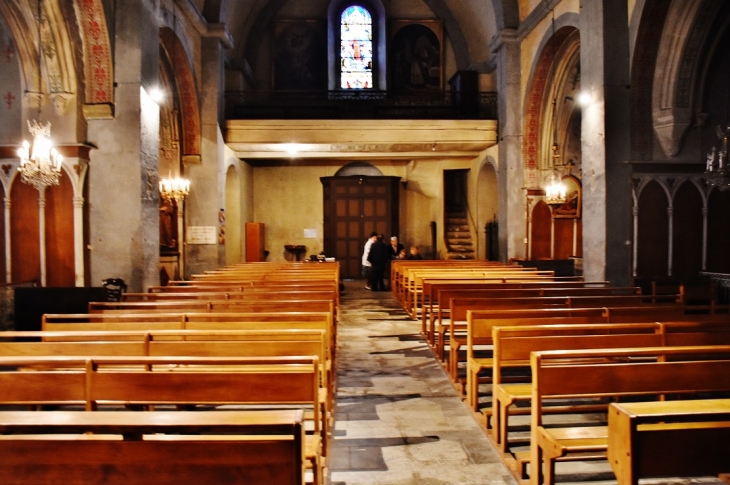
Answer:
[705,123,730,191]
[17,0,63,190]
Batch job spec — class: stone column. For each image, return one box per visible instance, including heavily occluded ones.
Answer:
[491,29,526,261]
[87,0,160,292]
[580,0,632,285]
[184,34,227,277]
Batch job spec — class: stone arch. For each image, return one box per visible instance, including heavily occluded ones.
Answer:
[334,161,383,177]
[651,0,730,157]
[522,14,579,189]
[161,22,201,160]
[476,157,498,260]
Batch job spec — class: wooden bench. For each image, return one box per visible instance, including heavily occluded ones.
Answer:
[465,308,730,412]
[607,398,730,485]
[491,323,664,454]
[422,281,613,339]
[0,409,306,485]
[443,294,685,382]
[429,286,640,349]
[0,329,333,418]
[528,345,730,485]
[0,355,326,484]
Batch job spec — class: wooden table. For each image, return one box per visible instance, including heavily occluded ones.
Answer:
[607,398,730,485]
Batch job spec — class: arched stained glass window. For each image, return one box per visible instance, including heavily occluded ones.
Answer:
[340,6,373,89]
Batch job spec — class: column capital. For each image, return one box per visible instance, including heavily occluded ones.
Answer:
[490,28,519,54]
[204,23,234,49]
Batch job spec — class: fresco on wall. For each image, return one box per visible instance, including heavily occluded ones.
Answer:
[390,22,442,91]
[273,21,326,90]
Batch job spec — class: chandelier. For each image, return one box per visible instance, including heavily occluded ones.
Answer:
[159,177,190,200]
[18,120,63,190]
[18,0,63,191]
[705,123,730,191]
[544,169,567,207]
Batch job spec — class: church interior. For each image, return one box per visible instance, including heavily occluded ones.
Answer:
[1,0,730,484]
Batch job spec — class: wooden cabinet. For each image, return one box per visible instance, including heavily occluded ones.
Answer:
[245,222,266,262]
[321,176,400,279]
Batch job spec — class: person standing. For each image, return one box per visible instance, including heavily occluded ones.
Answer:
[386,236,404,290]
[361,232,378,290]
[367,234,390,291]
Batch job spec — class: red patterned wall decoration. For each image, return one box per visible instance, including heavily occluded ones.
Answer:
[523,26,574,189]
[80,0,113,104]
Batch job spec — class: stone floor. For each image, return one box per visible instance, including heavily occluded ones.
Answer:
[328,280,728,485]
[329,281,517,485]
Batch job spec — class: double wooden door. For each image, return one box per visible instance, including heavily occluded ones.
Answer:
[321,176,400,279]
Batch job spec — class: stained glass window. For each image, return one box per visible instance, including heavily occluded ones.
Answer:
[340,6,373,89]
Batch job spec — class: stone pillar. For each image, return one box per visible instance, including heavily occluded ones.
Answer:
[580,0,632,285]
[491,29,526,261]
[184,35,226,277]
[87,0,160,292]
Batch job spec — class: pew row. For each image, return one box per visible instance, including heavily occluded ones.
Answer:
[528,346,730,485]
[0,409,307,485]
[0,355,326,484]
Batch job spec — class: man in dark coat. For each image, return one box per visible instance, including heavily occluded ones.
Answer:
[367,234,390,291]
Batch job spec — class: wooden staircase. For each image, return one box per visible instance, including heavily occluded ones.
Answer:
[444,212,475,259]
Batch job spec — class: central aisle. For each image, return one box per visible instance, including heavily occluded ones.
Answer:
[328,281,517,485]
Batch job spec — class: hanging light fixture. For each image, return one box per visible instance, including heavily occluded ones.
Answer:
[704,123,730,191]
[543,10,567,208]
[18,0,63,190]
[159,176,190,200]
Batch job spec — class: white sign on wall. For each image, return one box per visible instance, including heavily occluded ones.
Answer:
[304,229,317,238]
[186,226,217,244]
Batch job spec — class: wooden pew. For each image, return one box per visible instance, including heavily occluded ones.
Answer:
[442,294,684,381]
[528,346,730,485]
[421,281,612,338]
[465,308,730,414]
[0,409,307,485]
[0,355,326,485]
[0,329,333,421]
[428,285,639,348]
[404,269,559,319]
[607,398,730,485]
[490,323,664,454]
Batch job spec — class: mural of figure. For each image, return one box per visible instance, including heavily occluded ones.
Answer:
[391,24,441,91]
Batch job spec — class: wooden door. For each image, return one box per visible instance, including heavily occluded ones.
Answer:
[321,176,400,279]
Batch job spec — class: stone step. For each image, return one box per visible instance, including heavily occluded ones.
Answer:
[445,252,475,260]
[448,244,474,252]
[445,218,468,225]
[446,232,470,239]
[445,225,470,232]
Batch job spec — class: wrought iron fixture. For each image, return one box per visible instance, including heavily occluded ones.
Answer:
[705,123,730,191]
[17,0,63,190]
[159,177,190,201]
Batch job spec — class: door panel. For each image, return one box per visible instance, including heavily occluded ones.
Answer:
[321,176,400,279]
